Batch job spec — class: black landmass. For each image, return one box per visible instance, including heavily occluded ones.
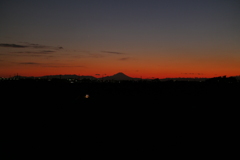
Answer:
[7,72,240,82]
[1,76,239,158]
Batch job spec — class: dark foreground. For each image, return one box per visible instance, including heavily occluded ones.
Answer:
[1,79,239,158]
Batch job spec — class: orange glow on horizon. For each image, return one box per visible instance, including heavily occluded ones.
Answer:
[1,66,239,79]
[0,50,239,78]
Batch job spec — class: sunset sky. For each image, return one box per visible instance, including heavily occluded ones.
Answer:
[0,0,240,78]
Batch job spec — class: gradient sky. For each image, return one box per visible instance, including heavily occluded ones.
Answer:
[0,0,240,78]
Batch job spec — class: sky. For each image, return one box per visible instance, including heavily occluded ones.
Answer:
[0,0,240,78]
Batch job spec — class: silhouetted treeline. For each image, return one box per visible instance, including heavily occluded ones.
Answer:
[1,79,239,158]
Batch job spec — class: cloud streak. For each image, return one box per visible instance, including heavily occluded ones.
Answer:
[0,43,63,50]
[0,43,26,48]
[101,51,125,55]
[21,42,63,50]
[1,42,61,58]
[12,50,55,54]
[43,65,85,68]
[18,62,41,65]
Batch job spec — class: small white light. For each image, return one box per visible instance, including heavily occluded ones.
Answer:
[85,94,89,98]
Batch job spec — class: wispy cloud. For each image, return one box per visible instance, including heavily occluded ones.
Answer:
[12,50,55,54]
[42,64,86,68]
[42,50,56,53]
[0,43,26,48]
[21,42,64,50]
[101,51,125,55]
[18,62,41,65]
[72,50,124,59]
[0,43,63,50]
[1,42,61,58]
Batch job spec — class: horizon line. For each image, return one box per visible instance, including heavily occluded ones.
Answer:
[2,72,239,80]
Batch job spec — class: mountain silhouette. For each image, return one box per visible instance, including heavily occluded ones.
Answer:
[102,72,134,80]
[9,73,239,81]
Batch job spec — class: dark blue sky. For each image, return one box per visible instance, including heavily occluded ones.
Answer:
[0,0,240,78]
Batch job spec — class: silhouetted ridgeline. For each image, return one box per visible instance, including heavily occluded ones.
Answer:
[1,78,239,158]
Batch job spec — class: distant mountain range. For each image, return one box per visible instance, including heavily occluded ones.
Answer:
[10,72,240,81]
[11,72,140,81]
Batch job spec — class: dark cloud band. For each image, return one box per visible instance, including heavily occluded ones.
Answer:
[0,44,26,48]
[0,43,63,50]
[18,62,40,65]
[12,50,55,54]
